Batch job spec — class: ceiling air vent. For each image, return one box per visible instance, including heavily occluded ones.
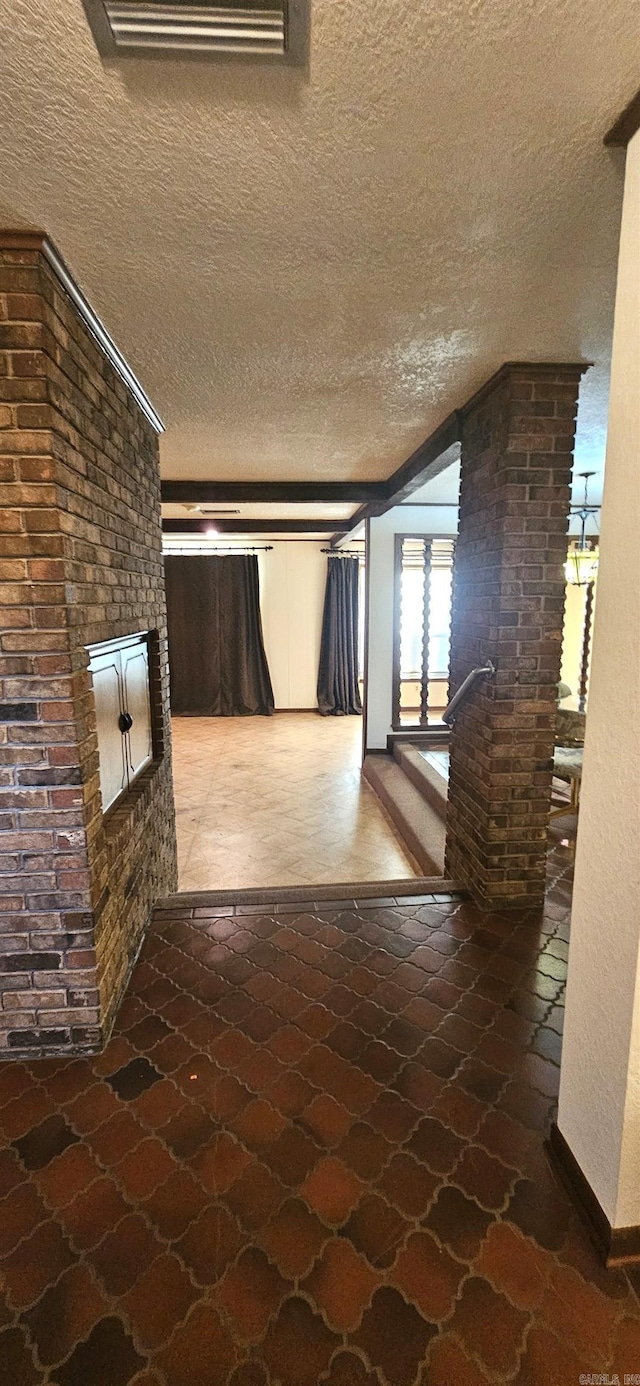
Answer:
[82,0,309,65]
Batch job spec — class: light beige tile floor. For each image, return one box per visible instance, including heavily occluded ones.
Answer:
[171,712,419,892]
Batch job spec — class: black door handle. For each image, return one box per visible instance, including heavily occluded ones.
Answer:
[119,711,133,733]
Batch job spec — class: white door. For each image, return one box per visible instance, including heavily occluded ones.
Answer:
[88,649,127,811]
[121,639,153,783]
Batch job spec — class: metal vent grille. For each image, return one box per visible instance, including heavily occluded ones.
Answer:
[82,0,308,63]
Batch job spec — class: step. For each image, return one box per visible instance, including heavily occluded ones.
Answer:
[393,743,448,818]
[362,754,447,877]
[387,727,450,751]
[157,875,460,912]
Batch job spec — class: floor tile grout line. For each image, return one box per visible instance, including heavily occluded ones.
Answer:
[4,838,635,1385]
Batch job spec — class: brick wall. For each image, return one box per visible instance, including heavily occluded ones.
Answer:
[0,232,177,1058]
[445,363,586,908]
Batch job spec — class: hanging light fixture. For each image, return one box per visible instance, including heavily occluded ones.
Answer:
[565,471,600,586]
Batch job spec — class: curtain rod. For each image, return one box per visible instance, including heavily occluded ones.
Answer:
[164,545,274,554]
[321,548,364,555]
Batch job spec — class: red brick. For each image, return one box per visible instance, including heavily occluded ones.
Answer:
[0,237,177,1058]
[446,364,583,908]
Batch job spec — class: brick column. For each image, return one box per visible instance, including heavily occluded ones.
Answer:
[444,362,587,909]
[0,231,177,1058]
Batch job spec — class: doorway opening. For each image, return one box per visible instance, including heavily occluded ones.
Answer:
[163,532,421,894]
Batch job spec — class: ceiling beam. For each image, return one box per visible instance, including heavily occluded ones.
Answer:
[372,410,462,514]
[341,409,462,537]
[340,360,590,538]
[161,480,387,504]
[163,362,586,546]
[162,518,350,535]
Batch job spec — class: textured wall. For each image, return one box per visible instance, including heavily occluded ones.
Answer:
[558,130,640,1229]
[444,364,584,908]
[0,233,177,1058]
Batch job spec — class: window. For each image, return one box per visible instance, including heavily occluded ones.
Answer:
[427,555,453,678]
[392,536,455,728]
[87,632,154,814]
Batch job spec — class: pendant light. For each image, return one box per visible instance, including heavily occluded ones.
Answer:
[565,471,600,586]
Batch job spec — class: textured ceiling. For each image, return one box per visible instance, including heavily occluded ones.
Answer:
[0,0,637,501]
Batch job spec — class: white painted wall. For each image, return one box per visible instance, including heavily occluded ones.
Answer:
[162,540,328,711]
[365,505,459,749]
[259,543,327,709]
[557,129,640,1228]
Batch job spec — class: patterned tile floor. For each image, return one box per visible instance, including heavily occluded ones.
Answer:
[172,714,419,893]
[1,846,639,1384]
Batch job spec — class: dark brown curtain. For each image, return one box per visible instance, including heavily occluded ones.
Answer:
[317,555,362,716]
[164,554,274,716]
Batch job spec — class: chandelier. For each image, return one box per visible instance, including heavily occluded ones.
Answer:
[565,471,600,587]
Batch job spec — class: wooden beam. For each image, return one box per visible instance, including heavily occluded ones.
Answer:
[341,362,591,535]
[604,87,640,147]
[379,412,462,512]
[161,480,387,504]
[345,410,462,531]
[162,518,350,535]
[164,362,590,543]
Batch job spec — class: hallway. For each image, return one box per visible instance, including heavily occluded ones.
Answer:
[172,714,419,893]
[2,849,640,1384]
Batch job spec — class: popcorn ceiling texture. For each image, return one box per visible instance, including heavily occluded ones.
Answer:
[0,0,634,488]
[0,236,178,1060]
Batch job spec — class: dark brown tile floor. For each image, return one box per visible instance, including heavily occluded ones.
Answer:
[2,846,640,1384]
